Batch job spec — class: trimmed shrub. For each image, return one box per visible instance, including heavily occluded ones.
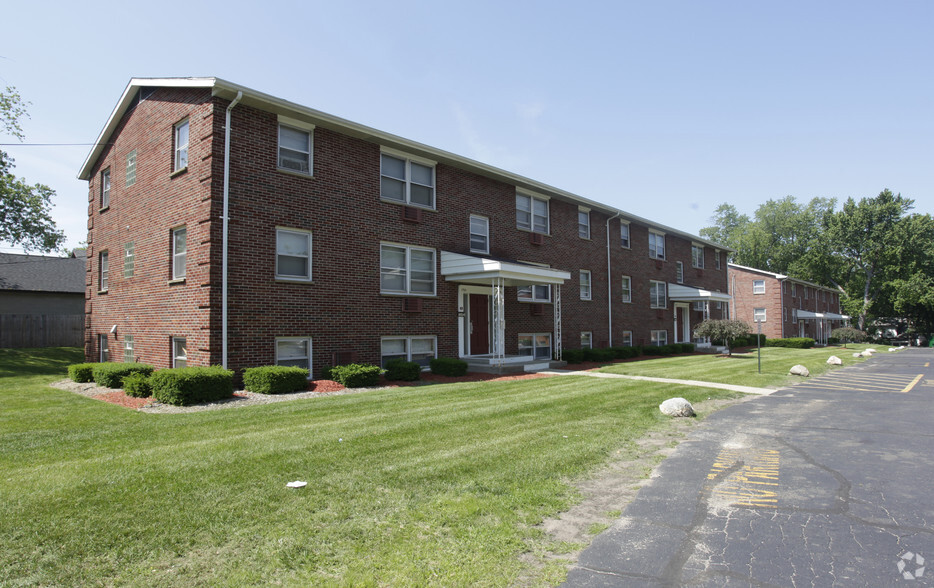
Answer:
[122,373,152,398]
[150,366,234,406]
[827,337,840,345]
[67,363,96,383]
[92,363,155,389]
[764,337,815,349]
[319,365,333,380]
[329,363,383,388]
[676,343,695,353]
[562,349,585,364]
[430,357,468,377]
[582,347,614,362]
[384,360,422,382]
[243,365,309,394]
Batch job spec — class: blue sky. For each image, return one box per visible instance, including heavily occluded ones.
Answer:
[2,0,931,252]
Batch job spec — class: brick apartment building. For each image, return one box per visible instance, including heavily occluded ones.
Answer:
[78,77,732,377]
[728,263,848,345]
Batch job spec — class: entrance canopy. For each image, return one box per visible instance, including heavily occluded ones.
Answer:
[440,251,570,286]
[668,283,732,303]
[797,311,850,321]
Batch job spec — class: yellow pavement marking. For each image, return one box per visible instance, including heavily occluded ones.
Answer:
[803,372,923,393]
[925,362,930,368]
[901,374,924,393]
[708,448,780,508]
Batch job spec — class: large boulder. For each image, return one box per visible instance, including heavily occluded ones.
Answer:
[790,364,810,377]
[826,356,843,365]
[866,348,877,354]
[659,397,695,417]
[853,352,863,358]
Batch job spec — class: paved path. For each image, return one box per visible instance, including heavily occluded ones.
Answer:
[541,369,774,395]
[563,348,934,587]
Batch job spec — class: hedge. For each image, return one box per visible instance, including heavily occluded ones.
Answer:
[329,363,383,388]
[384,360,421,381]
[243,365,309,394]
[582,347,615,362]
[67,363,96,383]
[562,349,584,364]
[430,357,468,377]
[92,363,155,389]
[150,366,234,406]
[764,337,815,349]
[122,373,152,398]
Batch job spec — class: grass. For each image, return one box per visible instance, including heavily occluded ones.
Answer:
[0,348,742,587]
[597,344,879,388]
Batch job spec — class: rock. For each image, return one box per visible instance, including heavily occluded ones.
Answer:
[889,347,898,352]
[860,351,873,358]
[853,352,862,358]
[789,364,810,377]
[866,348,877,354]
[659,397,695,417]
[826,356,842,365]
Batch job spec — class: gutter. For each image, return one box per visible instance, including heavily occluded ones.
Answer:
[222,91,243,369]
[606,212,620,346]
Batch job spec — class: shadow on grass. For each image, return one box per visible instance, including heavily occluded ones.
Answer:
[0,347,84,378]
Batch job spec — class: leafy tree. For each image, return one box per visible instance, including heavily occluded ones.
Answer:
[693,319,751,355]
[830,327,867,348]
[0,86,64,252]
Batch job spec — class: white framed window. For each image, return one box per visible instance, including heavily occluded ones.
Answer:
[380,151,435,208]
[691,245,704,269]
[518,284,551,303]
[174,119,189,171]
[276,228,312,281]
[578,209,591,239]
[792,283,797,297]
[126,150,137,186]
[649,231,665,260]
[621,276,632,303]
[622,331,633,347]
[782,282,787,294]
[651,330,668,347]
[753,280,765,294]
[98,334,109,362]
[172,226,187,280]
[98,250,109,291]
[278,123,313,175]
[124,335,134,363]
[580,270,592,300]
[516,192,549,234]
[650,280,667,309]
[754,308,767,322]
[715,250,721,270]
[693,301,705,311]
[124,242,134,278]
[469,215,489,254]
[380,243,436,296]
[100,168,111,209]
[581,331,593,349]
[519,333,552,359]
[676,261,684,284]
[276,337,312,371]
[783,306,788,323]
[792,308,798,324]
[620,222,630,248]
[381,336,436,368]
[172,337,187,368]
[804,287,809,299]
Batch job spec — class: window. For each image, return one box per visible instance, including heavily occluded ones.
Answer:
[580,270,592,300]
[621,276,632,303]
[804,287,809,299]
[792,308,798,324]
[715,251,721,270]
[782,282,787,294]
[380,244,436,295]
[622,331,633,347]
[124,242,134,278]
[676,261,684,284]
[380,152,435,208]
[516,192,549,234]
[620,222,630,248]
[278,124,313,174]
[100,169,111,209]
[98,334,109,362]
[469,215,489,254]
[650,280,666,309]
[578,209,590,239]
[691,245,704,269]
[99,250,109,291]
[276,229,312,281]
[581,331,593,349]
[792,283,797,297]
[753,280,765,294]
[172,227,187,280]
[124,335,134,363]
[126,150,137,186]
[381,336,436,368]
[276,337,312,370]
[693,301,705,311]
[518,284,551,303]
[648,231,665,260]
[754,308,767,322]
[174,120,189,171]
[172,337,187,368]
[651,330,668,347]
[518,333,552,359]
[783,307,788,323]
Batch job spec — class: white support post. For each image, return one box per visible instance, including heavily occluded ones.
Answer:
[491,278,505,367]
[553,284,562,360]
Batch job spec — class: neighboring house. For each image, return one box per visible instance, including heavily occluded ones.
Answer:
[728,263,848,345]
[78,77,732,375]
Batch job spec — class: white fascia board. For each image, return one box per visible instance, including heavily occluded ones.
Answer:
[668,283,733,302]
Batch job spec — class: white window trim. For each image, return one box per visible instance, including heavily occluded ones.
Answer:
[620,222,630,249]
[174,119,189,172]
[124,242,134,278]
[580,270,592,301]
[172,337,187,368]
[792,308,798,324]
[621,331,633,347]
[469,214,490,254]
[99,333,109,362]
[649,231,666,260]
[100,168,111,209]
[650,280,667,309]
[275,337,313,373]
[380,242,437,296]
[277,117,315,176]
[581,331,593,349]
[380,335,437,368]
[676,261,684,284]
[753,280,765,294]
[172,226,187,281]
[651,330,668,347]
[715,250,721,270]
[126,149,137,187]
[691,244,704,269]
[99,250,109,292]
[518,284,552,303]
[578,208,591,240]
[754,308,767,322]
[275,228,313,282]
[124,335,134,363]
[621,275,632,303]
[380,147,437,210]
[518,332,552,359]
[516,190,550,234]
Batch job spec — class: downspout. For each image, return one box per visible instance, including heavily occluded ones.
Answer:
[606,212,621,346]
[222,91,243,369]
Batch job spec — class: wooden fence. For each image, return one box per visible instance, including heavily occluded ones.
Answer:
[0,314,84,348]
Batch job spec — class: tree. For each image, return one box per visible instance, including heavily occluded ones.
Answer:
[0,86,64,252]
[830,327,867,348]
[693,319,751,355]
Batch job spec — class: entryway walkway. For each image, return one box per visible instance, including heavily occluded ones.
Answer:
[539,369,775,396]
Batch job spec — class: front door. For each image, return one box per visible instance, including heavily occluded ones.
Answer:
[674,303,690,343]
[469,294,490,355]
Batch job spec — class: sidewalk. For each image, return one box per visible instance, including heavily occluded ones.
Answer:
[540,368,775,395]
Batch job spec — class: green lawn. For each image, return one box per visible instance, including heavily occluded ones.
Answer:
[597,344,878,388]
[0,348,742,587]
